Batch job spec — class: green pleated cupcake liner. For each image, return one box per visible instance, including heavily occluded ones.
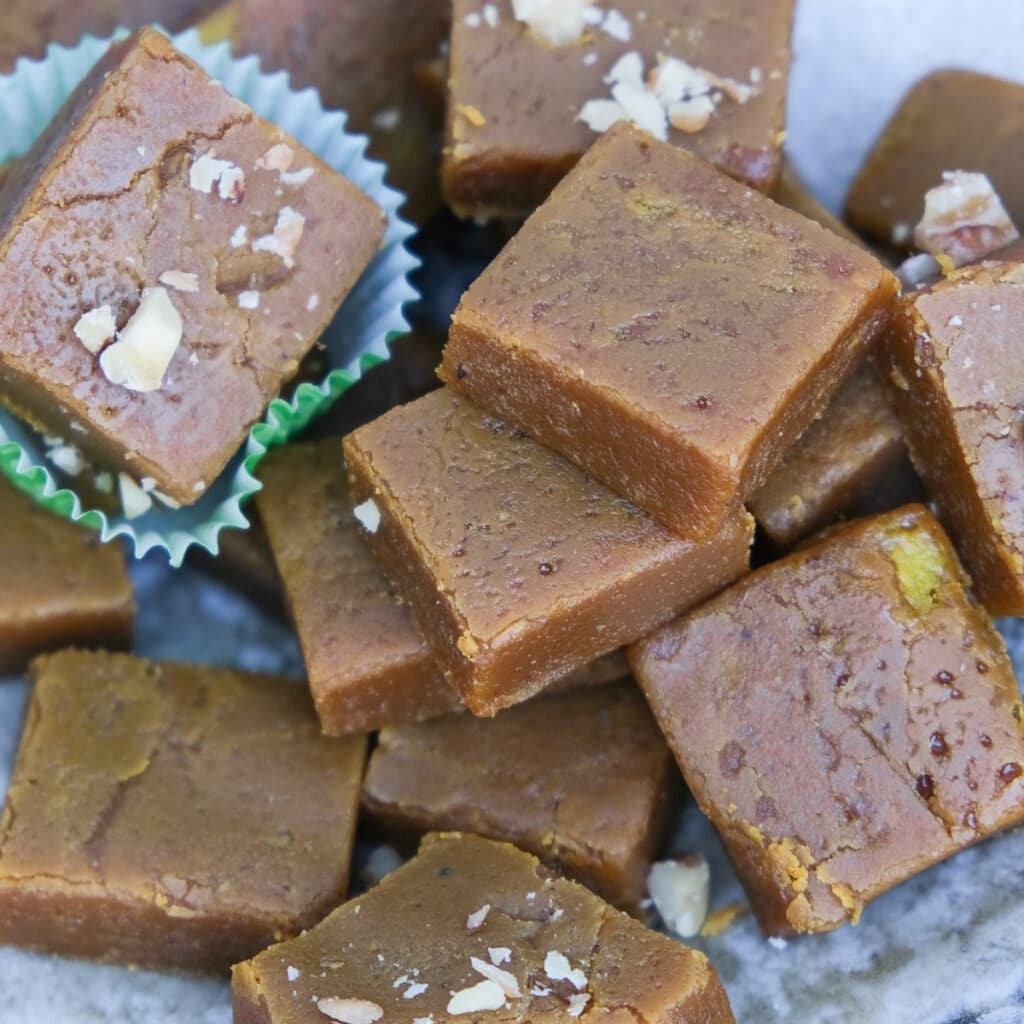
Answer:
[0,27,418,566]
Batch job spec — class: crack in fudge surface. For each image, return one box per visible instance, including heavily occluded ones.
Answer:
[232,832,735,1023]
[885,261,1024,614]
[0,651,366,969]
[0,29,384,504]
[630,506,1024,935]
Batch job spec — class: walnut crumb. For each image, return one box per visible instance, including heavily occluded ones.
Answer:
[99,287,183,393]
[316,998,383,1024]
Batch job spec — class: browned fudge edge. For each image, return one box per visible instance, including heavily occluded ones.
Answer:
[342,424,753,716]
[883,274,1024,615]
[748,360,911,549]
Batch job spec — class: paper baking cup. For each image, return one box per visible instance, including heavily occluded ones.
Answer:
[0,28,417,566]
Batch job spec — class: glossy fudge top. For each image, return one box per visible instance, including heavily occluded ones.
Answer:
[233,833,735,1024]
[344,388,745,649]
[0,29,383,503]
[447,125,896,515]
[0,651,366,928]
[0,477,133,635]
[631,506,1024,934]
[893,261,1024,611]
[846,71,1024,248]
[363,683,674,907]
[446,0,792,212]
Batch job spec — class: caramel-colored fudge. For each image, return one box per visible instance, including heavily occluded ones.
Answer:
[443,124,898,540]
[0,651,366,970]
[884,261,1024,615]
[213,0,450,221]
[846,71,1024,249]
[0,0,221,73]
[444,0,793,220]
[257,439,630,734]
[343,389,753,716]
[363,684,674,909]
[0,478,134,675]
[630,506,1024,937]
[774,159,864,246]
[233,832,736,1024]
[749,360,911,549]
[0,29,384,506]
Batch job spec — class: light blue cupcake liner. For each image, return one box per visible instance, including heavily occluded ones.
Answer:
[0,27,418,566]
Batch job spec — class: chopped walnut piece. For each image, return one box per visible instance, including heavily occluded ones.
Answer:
[256,143,296,173]
[511,0,593,45]
[447,979,506,1014]
[189,151,246,201]
[470,955,521,998]
[465,902,490,931]
[543,950,587,990]
[646,855,711,938]
[99,287,183,393]
[158,270,200,293]
[353,498,382,534]
[914,171,1020,267]
[316,997,384,1024]
[252,206,306,267]
[73,305,116,354]
[118,473,154,520]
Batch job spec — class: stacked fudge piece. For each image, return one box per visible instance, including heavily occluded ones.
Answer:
[2,3,1024,1022]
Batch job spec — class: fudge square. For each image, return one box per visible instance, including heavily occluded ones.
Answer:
[0,651,366,970]
[343,388,754,716]
[362,683,675,909]
[630,506,1024,936]
[443,124,898,541]
[884,261,1024,615]
[232,832,736,1024]
[845,70,1024,250]
[444,0,793,220]
[0,28,384,506]
[256,439,630,735]
[0,476,134,675]
[748,358,911,550]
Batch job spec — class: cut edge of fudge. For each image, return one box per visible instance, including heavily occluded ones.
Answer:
[342,392,754,716]
[441,124,899,541]
[884,261,1024,615]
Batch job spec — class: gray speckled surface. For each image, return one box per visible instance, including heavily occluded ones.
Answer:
[3,1,1024,1021]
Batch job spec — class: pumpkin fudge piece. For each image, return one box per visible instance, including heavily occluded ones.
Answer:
[883,261,1024,615]
[846,71,1024,250]
[0,28,384,507]
[256,439,630,735]
[443,0,793,220]
[0,651,366,970]
[443,124,898,540]
[748,359,913,550]
[204,0,450,222]
[0,478,134,675]
[343,389,753,716]
[362,684,674,909]
[0,0,221,73]
[630,506,1024,937]
[232,832,736,1024]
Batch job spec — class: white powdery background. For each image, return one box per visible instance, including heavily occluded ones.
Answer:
[2,0,1024,1020]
